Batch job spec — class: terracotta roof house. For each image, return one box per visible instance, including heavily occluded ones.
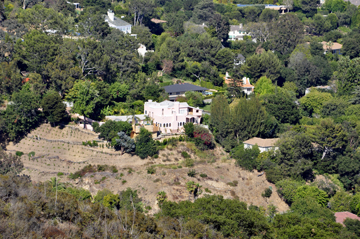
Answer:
[105,10,131,34]
[224,72,254,95]
[335,212,360,226]
[321,41,342,55]
[163,83,208,100]
[151,18,167,23]
[243,137,279,153]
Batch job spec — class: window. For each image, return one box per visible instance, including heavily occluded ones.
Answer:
[162,109,164,115]
[145,110,147,114]
[196,110,199,113]
[176,92,180,95]
[166,123,168,127]
[159,123,162,127]
[169,123,171,127]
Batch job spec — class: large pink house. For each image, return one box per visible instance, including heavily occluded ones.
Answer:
[144,100,203,133]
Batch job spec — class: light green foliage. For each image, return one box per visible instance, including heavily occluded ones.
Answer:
[329,191,353,212]
[185,91,204,107]
[350,193,360,216]
[108,82,129,102]
[290,43,312,59]
[276,179,305,204]
[294,185,329,207]
[324,0,347,13]
[65,80,99,123]
[336,56,360,95]
[299,90,333,115]
[103,193,120,209]
[65,187,92,201]
[254,76,275,95]
[156,191,167,204]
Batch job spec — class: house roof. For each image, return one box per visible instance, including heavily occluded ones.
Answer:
[163,83,208,94]
[243,137,279,147]
[321,41,342,50]
[105,114,146,122]
[230,24,245,31]
[224,75,254,89]
[347,0,360,6]
[145,100,191,109]
[236,54,246,61]
[104,15,131,27]
[335,212,360,226]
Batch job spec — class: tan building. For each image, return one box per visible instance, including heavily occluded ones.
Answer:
[243,137,279,153]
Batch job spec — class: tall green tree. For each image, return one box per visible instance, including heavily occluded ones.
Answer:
[192,0,215,24]
[41,92,68,126]
[336,56,360,95]
[311,119,347,159]
[3,84,42,141]
[65,80,99,128]
[135,128,157,159]
[241,51,282,83]
[269,14,304,56]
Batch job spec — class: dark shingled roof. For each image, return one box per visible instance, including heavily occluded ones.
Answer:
[163,83,208,94]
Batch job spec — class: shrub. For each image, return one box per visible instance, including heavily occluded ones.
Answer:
[205,188,212,193]
[122,180,127,184]
[135,128,158,159]
[156,191,167,204]
[262,188,272,198]
[184,122,194,137]
[181,151,190,158]
[147,166,156,174]
[227,181,239,187]
[200,173,207,178]
[57,172,64,177]
[185,158,194,167]
[188,169,197,177]
[16,151,24,157]
[110,166,118,173]
[153,154,159,159]
[232,144,260,171]
[28,151,35,158]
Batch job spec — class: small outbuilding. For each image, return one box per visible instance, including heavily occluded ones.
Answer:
[243,137,279,153]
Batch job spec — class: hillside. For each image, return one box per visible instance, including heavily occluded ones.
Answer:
[6,123,289,213]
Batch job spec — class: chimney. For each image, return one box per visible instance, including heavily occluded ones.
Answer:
[107,9,114,21]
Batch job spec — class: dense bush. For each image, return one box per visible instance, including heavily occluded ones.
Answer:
[135,128,157,159]
[232,144,260,171]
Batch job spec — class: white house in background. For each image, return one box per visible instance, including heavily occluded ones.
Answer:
[105,10,132,34]
[138,44,154,57]
[224,72,254,95]
[243,137,279,153]
[229,24,251,41]
[305,85,332,95]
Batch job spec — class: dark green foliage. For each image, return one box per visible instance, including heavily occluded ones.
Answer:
[269,14,304,56]
[344,218,360,236]
[187,169,196,177]
[15,151,24,157]
[135,128,157,159]
[200,173,207,178]
[181,151,190,159]
[82,141,98,147]
[320,98,348,118]
[147,166,156,174]
[160,195,271,237]
[41,92,67,125]
[97,120,132,141]
[232,144,260,171]
[261,93,301,124]
[262,188,272,198]
[0,150,24,175]
[241,50,281,83]
[3,85,42,141]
